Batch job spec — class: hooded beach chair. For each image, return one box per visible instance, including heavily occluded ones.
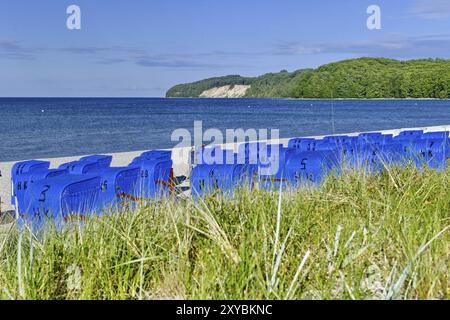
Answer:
[86,166,140,211]
[20,174,102,229]
[130,157,173,199]
[11,160,50,206]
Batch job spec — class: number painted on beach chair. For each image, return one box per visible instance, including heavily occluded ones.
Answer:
[301,158,307,170]
[31,208,50,220]
[38,185,51,202]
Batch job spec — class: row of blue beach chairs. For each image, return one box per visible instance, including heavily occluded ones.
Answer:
[11,150,173,227]
[10,129,449,227]
[191,129,449,196]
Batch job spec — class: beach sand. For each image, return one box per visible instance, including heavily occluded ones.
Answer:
[1,125,448,214]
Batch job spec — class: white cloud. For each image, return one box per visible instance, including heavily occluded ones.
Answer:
[0,40,36,60]
[411,0,450,20]
[273,34,450,59]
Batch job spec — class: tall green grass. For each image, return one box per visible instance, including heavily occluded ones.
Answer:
[0,165,448,300]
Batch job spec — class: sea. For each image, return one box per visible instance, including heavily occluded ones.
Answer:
[0,98,449,162]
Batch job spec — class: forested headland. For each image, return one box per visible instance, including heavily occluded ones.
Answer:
[166,58,450,99]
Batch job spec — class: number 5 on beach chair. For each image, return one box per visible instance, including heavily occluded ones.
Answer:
[283,150,339,187]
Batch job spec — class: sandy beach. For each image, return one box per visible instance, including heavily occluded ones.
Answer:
[1,125,449,214]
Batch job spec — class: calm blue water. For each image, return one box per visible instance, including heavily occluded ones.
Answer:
[0,98,449,162]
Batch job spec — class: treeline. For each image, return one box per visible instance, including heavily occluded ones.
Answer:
[166,57,450,99]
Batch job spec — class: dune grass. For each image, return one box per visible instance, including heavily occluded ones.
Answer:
[0,165,448,300]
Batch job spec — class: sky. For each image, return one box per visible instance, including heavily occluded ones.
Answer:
[0,0,449,97]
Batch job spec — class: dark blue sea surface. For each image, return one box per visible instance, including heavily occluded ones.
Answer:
[0,98,449,162]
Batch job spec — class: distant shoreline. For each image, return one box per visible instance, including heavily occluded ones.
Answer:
[164,97,450,101]
[0,97,449,101]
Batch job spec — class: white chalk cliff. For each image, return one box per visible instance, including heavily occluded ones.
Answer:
[199,85,251,98]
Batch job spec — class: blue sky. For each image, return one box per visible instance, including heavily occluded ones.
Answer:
[0,0,449,97]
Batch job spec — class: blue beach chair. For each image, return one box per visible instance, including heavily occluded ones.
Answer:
[20,174,102,229]
[395,130,423,141]
[130,158,173,199]
[412,149,447,171]
[258,145,297,178]
[195,146,235,165]
[283,150,339,187]
[11,160,50,205]
[209,164,248,196]
[191,163,258,197]
[410,139,449,169]
[421,131,449,140]
[58,160,103,174]
[190,164,216,197]
[13,168,68,214]
[86,166,140,212]
[237,142,265,164]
